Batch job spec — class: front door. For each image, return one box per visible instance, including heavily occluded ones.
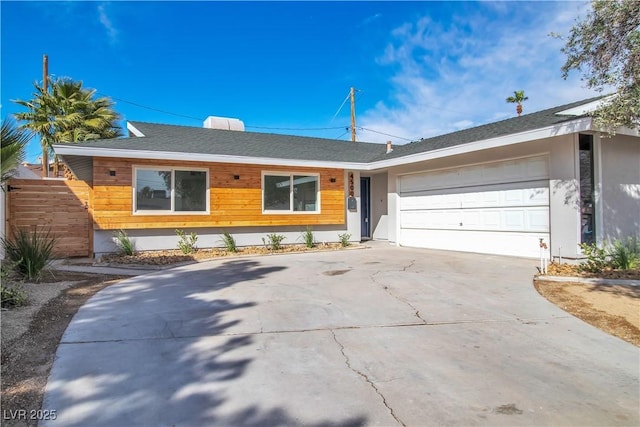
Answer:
[360,177,371,239]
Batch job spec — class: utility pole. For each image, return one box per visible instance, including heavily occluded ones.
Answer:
[42,54,49,178]
[350,87,356,142]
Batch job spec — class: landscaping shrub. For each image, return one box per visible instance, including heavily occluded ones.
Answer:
[113,229,135,256]
[262,233,285,251]
[302,226,315,248]
[220,231,237,252]
[0,260,27,308]
[176,229,198,254]
[579,237,640,273]
[609,237,639,270]
[1,283,28,308]
[338,232,351,248]
[578,242,609,273]
[1,227,55,280]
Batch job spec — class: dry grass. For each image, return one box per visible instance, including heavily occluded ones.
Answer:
[534,280,640,347]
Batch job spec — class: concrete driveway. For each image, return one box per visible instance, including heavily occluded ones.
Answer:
[42,244,639,426]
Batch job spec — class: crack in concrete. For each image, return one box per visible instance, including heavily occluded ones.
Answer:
[402,259,416,272]
[60,316,573,344]
[371,268,428,324]
[331,330,406,427]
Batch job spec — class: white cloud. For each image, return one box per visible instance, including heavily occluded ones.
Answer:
[97,3,118,44]
[359,1,598,144]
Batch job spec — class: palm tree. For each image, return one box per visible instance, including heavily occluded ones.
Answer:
[13,80,56,177]
[1,118,30,184]
[13,77,122,177]
[506,90,529,116]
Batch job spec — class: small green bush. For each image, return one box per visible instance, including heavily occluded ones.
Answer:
[338,232,352,248]
[578,242,609,273]
[220,231,237,252]
[1,260,27,308]
[1,283,28,308]
[176,229,198,254]
[2,227,56,280]
[263,233,286,251]
[302,226,315,248]
[113,229,135,256]
[609,237,639,270]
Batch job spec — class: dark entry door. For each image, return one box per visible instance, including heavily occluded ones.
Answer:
[360,177,371,239]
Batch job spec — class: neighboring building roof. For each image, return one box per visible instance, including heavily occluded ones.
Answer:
[54,96,612,179]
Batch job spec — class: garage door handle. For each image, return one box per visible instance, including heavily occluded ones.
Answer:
[459,222,463,226]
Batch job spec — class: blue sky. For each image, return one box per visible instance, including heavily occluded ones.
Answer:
[2,1,596,162]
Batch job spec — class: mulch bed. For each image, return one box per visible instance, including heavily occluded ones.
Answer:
[99,243,348,266]
[543,262,640,280]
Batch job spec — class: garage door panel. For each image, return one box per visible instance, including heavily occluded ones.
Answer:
[402,206,548,233]
[398,156,550,257]
[399,229,550,258]
[400,186,548,211]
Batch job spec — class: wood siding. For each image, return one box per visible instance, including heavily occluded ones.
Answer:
[92,158,346,230]
[5,179,91,257]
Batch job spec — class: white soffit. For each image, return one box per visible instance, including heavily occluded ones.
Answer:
[556,96,614,116]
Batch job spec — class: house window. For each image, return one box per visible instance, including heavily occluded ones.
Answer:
[263,173,319,213]
[134,167,208,214]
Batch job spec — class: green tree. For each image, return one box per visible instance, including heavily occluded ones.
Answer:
[1,118,30,183]
[506,90,529,116]
[557,0,639,133]
[13,77,122,177]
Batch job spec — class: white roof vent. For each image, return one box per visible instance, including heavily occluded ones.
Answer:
[203,116,245,131]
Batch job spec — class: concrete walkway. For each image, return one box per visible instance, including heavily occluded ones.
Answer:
[42,246,639,426]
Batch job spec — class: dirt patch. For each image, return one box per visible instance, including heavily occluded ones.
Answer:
[534,280,640,346]
[1,271,124,427]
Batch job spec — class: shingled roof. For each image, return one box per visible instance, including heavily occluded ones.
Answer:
[371,95,604,161]
[65,121,388,163]
[55,96,603,173]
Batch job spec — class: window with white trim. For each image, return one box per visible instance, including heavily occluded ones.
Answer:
[263,173,319,213]
[134,167,209,213]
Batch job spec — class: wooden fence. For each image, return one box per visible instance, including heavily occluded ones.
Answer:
[5,179,92,257]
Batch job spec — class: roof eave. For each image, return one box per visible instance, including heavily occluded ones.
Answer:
[52,145,371,170]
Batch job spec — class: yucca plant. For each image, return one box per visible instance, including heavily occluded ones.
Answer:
[220,231,237,252]
[1,227,56,280]
[113,229,135,256]
[609,237,639,270]
[302,226,315,248]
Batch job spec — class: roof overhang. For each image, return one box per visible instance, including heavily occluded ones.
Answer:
[54,115,638,176]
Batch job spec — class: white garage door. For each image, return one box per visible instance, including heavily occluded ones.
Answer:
[399,156,550,258]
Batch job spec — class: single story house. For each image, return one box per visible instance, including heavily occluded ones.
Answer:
[53,97,639,259]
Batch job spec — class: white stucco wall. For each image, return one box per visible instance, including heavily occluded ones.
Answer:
[599,134,640,241]
[547,134,582,259]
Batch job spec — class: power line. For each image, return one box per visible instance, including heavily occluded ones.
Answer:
[334,130,350,140]
[330,90,351,123]
[246,125,346,131]
[98,93,204,122]
[358,127,415,142]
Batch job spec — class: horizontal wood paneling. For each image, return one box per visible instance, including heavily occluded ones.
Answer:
[6,179,91,257]
[92,158,346,230]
